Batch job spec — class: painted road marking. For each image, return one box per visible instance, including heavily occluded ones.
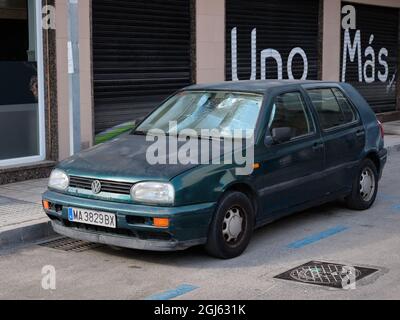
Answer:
[287,226,349,249]
[393,204,400,211]
[145,284,199,300]
[378,194,399,201]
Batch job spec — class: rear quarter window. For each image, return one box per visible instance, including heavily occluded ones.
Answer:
[307,88,357,130]
[331,88,357,123]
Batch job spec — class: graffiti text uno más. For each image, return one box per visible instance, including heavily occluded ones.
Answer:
[341,5,392,85]
[230,28,309,81]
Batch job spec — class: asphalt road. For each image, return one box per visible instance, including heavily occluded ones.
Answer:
[1,153,400,300]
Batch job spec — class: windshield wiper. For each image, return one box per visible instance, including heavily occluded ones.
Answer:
[132,130,229,142]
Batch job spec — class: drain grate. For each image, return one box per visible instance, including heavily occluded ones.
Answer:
[275,261,379,289]
[39,237,104,252]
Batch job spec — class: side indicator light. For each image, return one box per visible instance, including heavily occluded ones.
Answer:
[153,218,170,228]
[253,163,261,170]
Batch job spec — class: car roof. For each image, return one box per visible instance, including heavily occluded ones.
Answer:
[185,80,340,94]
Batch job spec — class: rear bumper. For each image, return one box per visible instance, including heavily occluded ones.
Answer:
[378,148,388,179]
[43,190,215,251]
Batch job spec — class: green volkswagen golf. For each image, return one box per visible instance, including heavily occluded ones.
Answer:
[43,80,387,259]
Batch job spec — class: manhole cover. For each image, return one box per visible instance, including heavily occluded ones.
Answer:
[39,237,103,252]
[275,261,379,289]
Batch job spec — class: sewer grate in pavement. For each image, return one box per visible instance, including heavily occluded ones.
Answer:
[38,237,104,252]
[275,261,379,289]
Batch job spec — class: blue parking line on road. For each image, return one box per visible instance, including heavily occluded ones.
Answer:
[378,194,399,201]
[145,284,199,301]
[393,204,400,211]
[287,225,349,249]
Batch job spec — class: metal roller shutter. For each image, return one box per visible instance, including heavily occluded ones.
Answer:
[341,3,399,113]
[226,0,321,82]
[92,0,192,133]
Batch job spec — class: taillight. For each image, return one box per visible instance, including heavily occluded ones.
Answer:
[378,120,385,139]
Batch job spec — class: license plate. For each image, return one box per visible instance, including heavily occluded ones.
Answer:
[68,207,117,229]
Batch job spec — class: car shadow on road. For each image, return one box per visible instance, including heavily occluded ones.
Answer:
[92,200,356,268]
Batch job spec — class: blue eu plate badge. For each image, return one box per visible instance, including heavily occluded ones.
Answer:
[68,208,74,221]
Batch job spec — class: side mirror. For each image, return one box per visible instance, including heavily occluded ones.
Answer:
[133,117,145,130]
[264,134,274,147]
[271,127,294,144]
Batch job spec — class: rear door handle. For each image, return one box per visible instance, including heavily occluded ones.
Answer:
[356,129,366,137]
[313,142,324,151]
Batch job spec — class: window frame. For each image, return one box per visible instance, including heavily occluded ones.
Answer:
[267,90,317,145]
[305,86,361,133]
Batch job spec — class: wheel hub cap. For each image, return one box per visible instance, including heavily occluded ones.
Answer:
[360,168,375,202]
[223,208,244,243]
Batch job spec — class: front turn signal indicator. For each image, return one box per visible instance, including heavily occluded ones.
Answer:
[42,200,51,210]
[153,218,170,228]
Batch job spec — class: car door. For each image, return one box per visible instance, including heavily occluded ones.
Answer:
[254,89,325,220]
[306,86,365,193]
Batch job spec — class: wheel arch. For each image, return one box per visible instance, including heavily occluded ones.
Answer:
[223,182,260,219]
[365,151,381,176]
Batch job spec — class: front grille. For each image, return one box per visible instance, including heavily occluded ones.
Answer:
[69,176,133,195]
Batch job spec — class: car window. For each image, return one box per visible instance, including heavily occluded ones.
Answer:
[135,91,263,139]
[307,88,356,130]
[332,88,357,123]
[269,92,314,140]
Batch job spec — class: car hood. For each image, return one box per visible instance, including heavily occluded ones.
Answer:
[58,134,202,182]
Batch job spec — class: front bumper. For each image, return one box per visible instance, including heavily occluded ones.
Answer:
[43,191,216,251]
[50,220,205,251]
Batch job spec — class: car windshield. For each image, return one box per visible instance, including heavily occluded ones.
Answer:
[134,91,263,139]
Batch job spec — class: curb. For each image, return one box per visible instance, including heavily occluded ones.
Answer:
[0,220,56,249]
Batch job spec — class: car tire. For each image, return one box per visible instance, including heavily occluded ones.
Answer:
[205,191,255,259]
[346,158,379,210]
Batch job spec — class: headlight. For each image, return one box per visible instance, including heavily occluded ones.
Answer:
[131,182,174,205]
[48,169,69,191]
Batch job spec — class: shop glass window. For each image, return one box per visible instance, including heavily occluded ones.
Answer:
[0,0,41,161]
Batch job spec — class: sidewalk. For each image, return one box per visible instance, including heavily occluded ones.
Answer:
[0,179,54,248]
[1,121,400,249]
[384,120,400,155]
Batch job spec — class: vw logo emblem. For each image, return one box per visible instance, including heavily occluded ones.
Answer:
[91,180,102,194]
